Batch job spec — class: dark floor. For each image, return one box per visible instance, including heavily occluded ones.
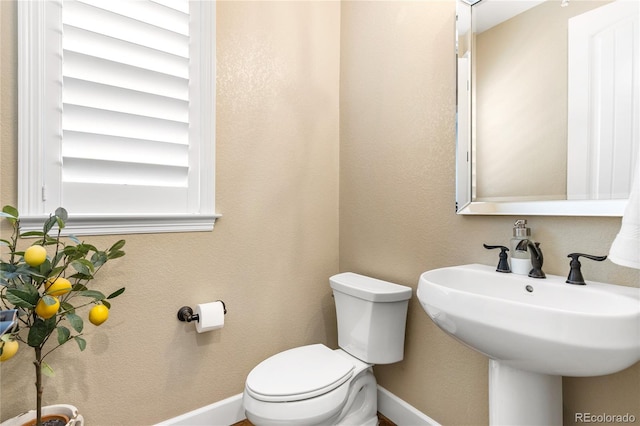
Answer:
[232,412,396,426]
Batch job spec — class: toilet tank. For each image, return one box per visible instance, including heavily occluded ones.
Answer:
[330,273,412,364]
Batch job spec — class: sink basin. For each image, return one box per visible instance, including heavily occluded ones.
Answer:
[417,264,640,377]
[418,264,640,425]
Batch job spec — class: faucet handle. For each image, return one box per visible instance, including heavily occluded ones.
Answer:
[483,244,511,273]
[566,253,608,285]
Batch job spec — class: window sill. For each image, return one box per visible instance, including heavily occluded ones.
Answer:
[19,213,222,236]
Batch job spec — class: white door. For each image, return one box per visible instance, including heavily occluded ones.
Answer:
[567,0,639,200]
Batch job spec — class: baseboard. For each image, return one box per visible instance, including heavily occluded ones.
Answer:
[377,386,441,426]
[155,386,440,426]
[154,393,245,426]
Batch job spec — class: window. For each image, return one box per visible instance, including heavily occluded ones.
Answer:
[18,0,218,235]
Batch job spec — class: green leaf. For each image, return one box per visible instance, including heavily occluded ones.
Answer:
[20,231,45,238]
[1,206,18,225]
[56,216,66,230]
[42,236,59,246]
[61,301,75,315]
[65,313,83,333]
[107,287,126,299]
[77,290,105,301]
[101,300,111,309]
[90,252,108,268]
[0,262,17,273]
[28,318,55,347]
[71,259,94,276]
[37,259,52,275]
[2,264,42,283]
[54,207,68,230]
[19,267,47,281]
[6,288,38,309]
[71,283,88,292]
[68,273,93,281]
[68,235,82,245]
[109,240,126,252]
[78,243,97,253]
[49,264,66,276]
[1,205,18,218]
[43,215,58,235]
[107,250,125,260]
[57,326,71,345]
[107,240,126,260]
[63,245,79,256]
[74,336,86,351]
[55,207,68,222]
[41,361,55,377]
[52,251,66,266]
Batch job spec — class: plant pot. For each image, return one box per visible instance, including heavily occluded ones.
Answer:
[0,405,84,426]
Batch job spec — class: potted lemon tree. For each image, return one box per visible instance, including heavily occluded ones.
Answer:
[0,206,126,426]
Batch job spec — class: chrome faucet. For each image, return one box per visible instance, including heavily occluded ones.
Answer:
[515,239,546,278]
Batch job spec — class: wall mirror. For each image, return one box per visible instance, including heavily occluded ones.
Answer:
[456,0,639,216]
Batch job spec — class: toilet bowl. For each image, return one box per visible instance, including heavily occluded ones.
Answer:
[243,344,377,426]
[243,273,412,426]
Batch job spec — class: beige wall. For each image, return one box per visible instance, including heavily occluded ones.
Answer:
[1,1,340,424]
[1,1,639,425]
[339,1,639,426]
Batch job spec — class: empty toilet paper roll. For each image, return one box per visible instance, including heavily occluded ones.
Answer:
[195,301,225,333]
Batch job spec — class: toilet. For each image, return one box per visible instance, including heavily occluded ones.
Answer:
[243,272,412,426]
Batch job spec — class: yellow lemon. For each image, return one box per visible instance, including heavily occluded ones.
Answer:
[45,277,72,296]
[0,340,19,362]
[35,297,60,319]
[24,245,47,267]
[89,305,109,326]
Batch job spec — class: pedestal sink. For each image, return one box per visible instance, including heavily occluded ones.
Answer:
[417,264,640,426]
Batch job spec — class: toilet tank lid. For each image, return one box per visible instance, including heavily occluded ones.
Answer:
[330,272,412,302]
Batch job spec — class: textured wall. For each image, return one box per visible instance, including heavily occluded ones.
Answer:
[1,1,340,423]
[2,1,639,425]
[339,1,640,425]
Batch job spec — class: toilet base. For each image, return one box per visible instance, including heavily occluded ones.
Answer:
[334,368,378,426]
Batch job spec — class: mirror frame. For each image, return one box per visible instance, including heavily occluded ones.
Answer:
[455,0,627,217]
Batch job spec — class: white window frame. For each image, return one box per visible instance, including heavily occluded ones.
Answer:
[17,0,219,235]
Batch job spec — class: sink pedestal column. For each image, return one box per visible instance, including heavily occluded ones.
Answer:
[489,360,562,426]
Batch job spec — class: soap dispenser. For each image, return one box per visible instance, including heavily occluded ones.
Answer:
[510,219,532,275]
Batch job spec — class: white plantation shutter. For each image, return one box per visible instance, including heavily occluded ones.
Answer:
[18,0,218,234]
[61,0,191,213]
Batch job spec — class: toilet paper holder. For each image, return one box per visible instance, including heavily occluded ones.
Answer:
[177,301,227,323]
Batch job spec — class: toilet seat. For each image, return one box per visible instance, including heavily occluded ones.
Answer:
[245,344,354,403]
